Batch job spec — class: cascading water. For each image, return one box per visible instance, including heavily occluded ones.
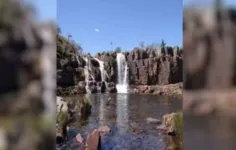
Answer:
[94,57,108,93]
[94,58,105,82]
[83,57,94,93]
[116,53,129,93]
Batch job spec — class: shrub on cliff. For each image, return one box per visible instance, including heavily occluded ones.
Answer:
[172,111,183,150]
[57,26,83,60]
[160,39,166,48]
[115,46,121,53]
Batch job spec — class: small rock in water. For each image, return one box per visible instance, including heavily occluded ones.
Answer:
[106,97,113,105]
[85,129,100,150]
[146,117,161,124]
[98,126,111,133]
[76,133,83,144]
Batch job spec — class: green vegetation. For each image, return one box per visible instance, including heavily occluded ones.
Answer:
[115,46,121,53]
[80,97,92,120]
[57,26,83,61]
[172,111,183,150]
[57,111,69,127]
[160,39,166,48]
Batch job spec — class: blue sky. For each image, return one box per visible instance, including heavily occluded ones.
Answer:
[25,0,56,21]
[57,0,183,55]
[29,0,235,55]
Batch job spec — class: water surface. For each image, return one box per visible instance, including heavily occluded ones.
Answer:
[62,94,182,150]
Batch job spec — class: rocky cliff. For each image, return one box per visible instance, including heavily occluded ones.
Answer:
[96,46,183,85]
[57,35,183,95]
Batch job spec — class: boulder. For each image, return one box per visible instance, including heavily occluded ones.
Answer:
[76,133,83,144]
[85,129,100,150]
[146,117,161,124]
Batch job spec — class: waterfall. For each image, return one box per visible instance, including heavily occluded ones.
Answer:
[116,53,129,93]
[94,57,108,93]
[94,58,105,82]
[83,57,94,93]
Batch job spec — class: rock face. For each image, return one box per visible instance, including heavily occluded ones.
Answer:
[126,47,182,85]
[96,47,183,85]
[132,83,183,96]
[57,33,182,95]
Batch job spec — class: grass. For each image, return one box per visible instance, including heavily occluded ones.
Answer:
[80,97,92,120]
[57,111,69,127]
[172,111,183,150]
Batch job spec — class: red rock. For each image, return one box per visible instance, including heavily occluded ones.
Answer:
[76,133,83,144]
[85,129,100,150]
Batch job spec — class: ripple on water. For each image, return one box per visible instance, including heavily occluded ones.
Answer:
[58,94,182,150]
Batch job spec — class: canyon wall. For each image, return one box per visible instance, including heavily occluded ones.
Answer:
[57,39,183,95]
[96,47,183,85]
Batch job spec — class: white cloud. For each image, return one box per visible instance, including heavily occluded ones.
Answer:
[94,28,100,32]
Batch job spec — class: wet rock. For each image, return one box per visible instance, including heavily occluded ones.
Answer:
[157,113,177,135]
[106,82,117,93]
[146,117,161,124]
[78,81,86,87]
[85,129,101,150]
[131,83,183,96]
[105,97,116,106]
[57,96,68,112]
[98,126,111,133]
[108,87,117,93]
[98,126,111,137]
[162,113,176,128]
[144,88,154,94]
[57,86,86,96]
[76,133,83,144]
[101,82,106,93]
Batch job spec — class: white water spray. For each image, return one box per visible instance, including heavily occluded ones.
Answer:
[83,57,94,93]
[94,58,105,82]
[116,53,129,93]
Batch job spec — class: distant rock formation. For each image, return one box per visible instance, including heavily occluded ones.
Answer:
[57,38,183,95]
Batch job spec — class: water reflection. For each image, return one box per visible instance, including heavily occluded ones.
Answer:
[62,94,182,149]
[116,94,129,133]
[99,94,105,126]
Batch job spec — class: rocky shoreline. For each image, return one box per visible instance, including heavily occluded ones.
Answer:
[131,82,183,97]
[57,82,183,97]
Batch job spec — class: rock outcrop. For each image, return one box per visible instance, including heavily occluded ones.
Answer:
[132,83,183,96]
[126,47,182,85]
[57,32,182,95]
[96,47,183,86]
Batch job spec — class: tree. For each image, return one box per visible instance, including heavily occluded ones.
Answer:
[115,46,121,53]
[139,41,145,49]
[160,39,166,48]
[57,25,61,34]
[68,34,72,40]
[71,40,83,54]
